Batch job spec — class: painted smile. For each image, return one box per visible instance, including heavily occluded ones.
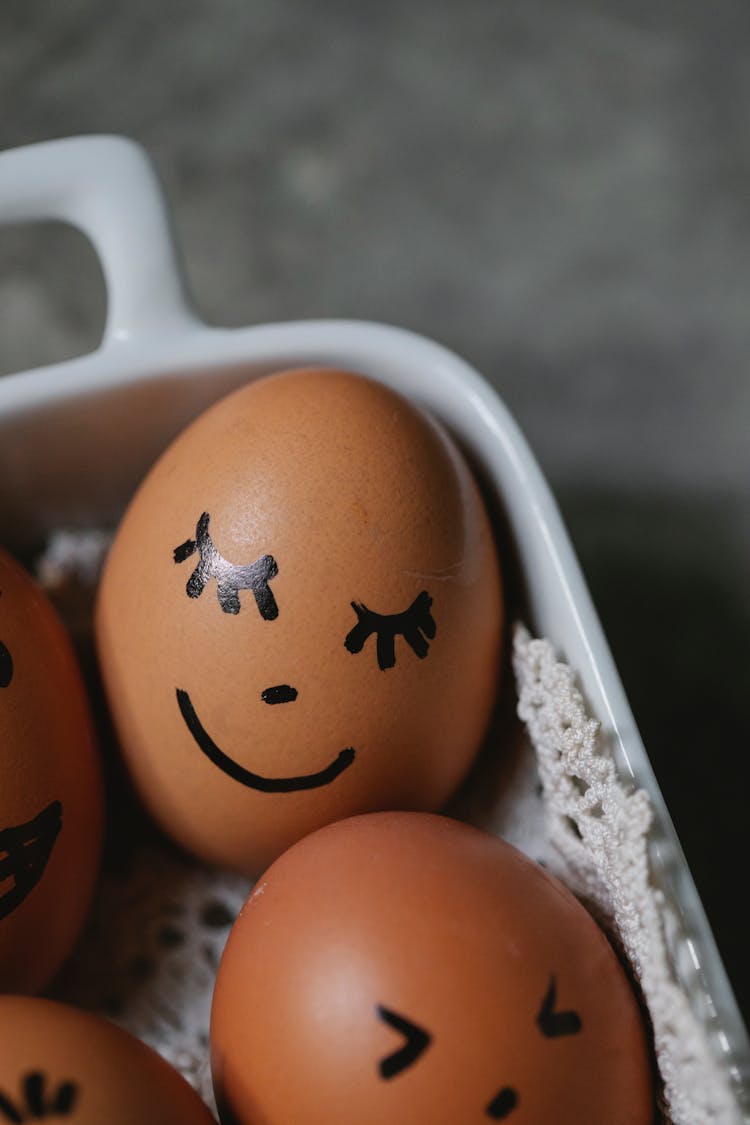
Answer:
[175,689,356,793]
[0,801,62,921]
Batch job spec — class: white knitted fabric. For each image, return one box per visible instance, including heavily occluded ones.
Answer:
[36,531,746,1123]
[512,626,743,1125]
[53,848,249,1113]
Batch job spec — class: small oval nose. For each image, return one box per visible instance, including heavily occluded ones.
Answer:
[261,684,298,705]
[486,1087,518,1119]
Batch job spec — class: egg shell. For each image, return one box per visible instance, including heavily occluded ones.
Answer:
[0,548,103,994]
[0,996,215,1124]
[211,812,654,1125]
[96,369,503,874]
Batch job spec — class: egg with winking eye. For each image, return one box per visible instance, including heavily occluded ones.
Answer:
[95,368,504,874]
[210,812,655,1124]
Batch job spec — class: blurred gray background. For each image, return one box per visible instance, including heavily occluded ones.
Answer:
[1,2,748,1019]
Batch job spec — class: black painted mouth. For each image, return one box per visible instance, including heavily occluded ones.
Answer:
[0,801,62,921]
[176,689,356,793]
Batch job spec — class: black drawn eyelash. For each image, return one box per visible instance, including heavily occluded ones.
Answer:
[0,1072,78,1121]
[344,590,435,670]
[173,512,278,619]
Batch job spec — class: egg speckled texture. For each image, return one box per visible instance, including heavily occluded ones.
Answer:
[211,813,654,1125]
[0,548,103,994]
[96,369,503,874]
[0,997,215,1124]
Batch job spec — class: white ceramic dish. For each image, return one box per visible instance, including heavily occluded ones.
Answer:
[1,135,748,1117]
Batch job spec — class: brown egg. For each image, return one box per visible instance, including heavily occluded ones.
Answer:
[0,548,103,994]
[96,369,503,874]
[211,812,654,1125]
[0,996,215,1124]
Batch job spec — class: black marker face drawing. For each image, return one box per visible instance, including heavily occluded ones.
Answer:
[0,803,63,922]
[0,624,63,923]
[376,976,582,1120]
[174,512,278,619]
[172,512,436,793]
[0,1071,78,1121]
[175,689,355,793]
[376,1006,432,1078]
[536,976,582,1039]
[345,591,435,671]
[0,641,13,689]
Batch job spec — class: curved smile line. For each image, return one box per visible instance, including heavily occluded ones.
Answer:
[175,689,356,793]
[0,800,62,921]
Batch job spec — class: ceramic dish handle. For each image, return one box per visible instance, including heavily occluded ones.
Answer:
[0,135,195,347]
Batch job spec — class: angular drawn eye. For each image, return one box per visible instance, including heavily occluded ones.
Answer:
[536,975,582,1039]
[173,512,278,619]
[344,591,435,670]
[0,641,12,688]
[376,1005,432,1078]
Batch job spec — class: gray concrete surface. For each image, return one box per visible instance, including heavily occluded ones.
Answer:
[1,1,748,1021]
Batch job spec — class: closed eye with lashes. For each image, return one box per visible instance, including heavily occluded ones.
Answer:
[344,591,436,671]
[173,512,278,620]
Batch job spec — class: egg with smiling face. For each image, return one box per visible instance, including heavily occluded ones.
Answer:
[211,813,654,1124]
[0,548,103,994]
[95,369,503,874]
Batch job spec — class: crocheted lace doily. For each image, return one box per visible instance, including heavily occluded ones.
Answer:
[512,627,743,1125]
[38,533,744,1124]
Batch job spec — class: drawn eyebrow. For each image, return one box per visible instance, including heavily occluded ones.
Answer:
[376,1005,432,1079]
[173,512,278,619]
[536,975,582,1039]
[344,590,435,671]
